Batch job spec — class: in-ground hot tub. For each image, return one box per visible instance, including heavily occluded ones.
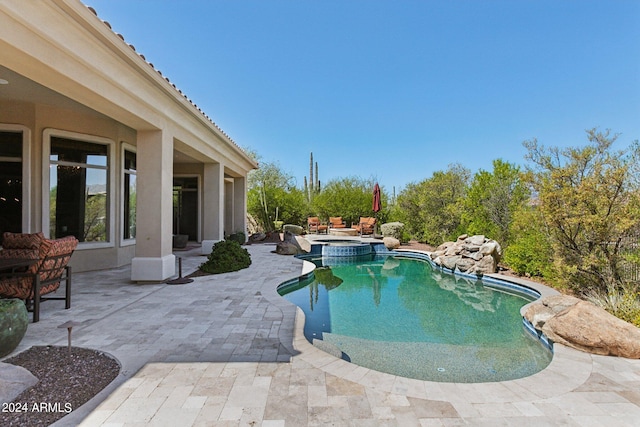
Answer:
[314,239,372,257]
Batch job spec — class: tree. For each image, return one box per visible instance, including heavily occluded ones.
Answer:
[311,176,383,226]
[247,159,308,231]
[502,204,555,279]
[462,159,529,246]
[523,128,640,294]
[396,164,470,244]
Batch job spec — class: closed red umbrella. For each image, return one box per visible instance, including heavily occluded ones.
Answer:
[372,183,381,236]
[372,183,381,213]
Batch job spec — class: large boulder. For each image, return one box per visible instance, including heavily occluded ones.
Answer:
[247,213,260,235]
[525,295,640,358]
[430,235,502,276]
[0,363,38,404]
[383,237,400,250]
[274,242,299,255]
[283,224,304,235]
[280,231,311,254]
[249,232,267,242]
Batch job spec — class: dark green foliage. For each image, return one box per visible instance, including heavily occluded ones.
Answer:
[311,176,386,227]
[227,232,246,244]
[247,159,309,231]
[395,164,470,244]
[200,240,251,274]
[462,159,529,246]
[523,129,640,294]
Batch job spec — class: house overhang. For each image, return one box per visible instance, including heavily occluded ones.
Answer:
[0,0,257,174]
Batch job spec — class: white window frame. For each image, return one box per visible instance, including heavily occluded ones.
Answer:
[121,142,136,247]
[42,128,115,249]
[0,124,32,233]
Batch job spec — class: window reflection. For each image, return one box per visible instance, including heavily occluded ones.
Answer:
[123,149,136,240]
[49,137,108,242]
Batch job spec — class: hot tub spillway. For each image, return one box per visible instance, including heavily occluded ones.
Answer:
[320,241,372,257]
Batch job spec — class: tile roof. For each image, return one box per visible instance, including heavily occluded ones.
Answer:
[86,5,240,150]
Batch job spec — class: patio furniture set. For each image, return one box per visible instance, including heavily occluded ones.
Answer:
[307,216,376,236]
[0,232,78,322]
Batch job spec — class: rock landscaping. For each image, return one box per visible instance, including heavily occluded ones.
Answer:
[429,234,502,276]
[525,295,640,358]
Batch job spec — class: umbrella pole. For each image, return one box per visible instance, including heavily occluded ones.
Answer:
[374,212,378,237]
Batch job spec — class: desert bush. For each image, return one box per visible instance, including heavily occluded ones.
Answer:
[247,160,309,231]
[227,232,246,244]
[395,164,469,244]
[283,224,304,235]
[200,240,251,274]
[461,159,529,246]
[523,129,640,294]
[312,177,385,227]
[502,206,556,280]
[586,284,640,327]
[381,222,404,240]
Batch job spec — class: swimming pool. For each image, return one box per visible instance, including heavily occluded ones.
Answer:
[278,251,553,383]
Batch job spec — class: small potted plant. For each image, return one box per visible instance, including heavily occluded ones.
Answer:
[0,298,29,358]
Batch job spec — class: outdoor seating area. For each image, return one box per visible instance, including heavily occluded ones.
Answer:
[307,217,328,234]
[0,232,78,322]
[352,216,376,236]
[3,243,639,426]
[328,216,347,229]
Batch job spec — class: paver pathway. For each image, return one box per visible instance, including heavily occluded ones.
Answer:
[7,244,640,426]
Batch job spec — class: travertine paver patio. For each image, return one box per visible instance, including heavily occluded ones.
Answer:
[8,243,640,426]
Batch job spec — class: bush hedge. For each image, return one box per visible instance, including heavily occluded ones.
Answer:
[381,222,405,240]
[200,240,251,274]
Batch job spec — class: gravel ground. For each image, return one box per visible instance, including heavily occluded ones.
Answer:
[0,346,120,427]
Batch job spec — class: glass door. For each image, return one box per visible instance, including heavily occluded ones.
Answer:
[172,177,198,241]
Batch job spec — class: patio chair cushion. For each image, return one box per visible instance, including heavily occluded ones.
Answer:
[329,217,347,228]
[0,232,46,266]
[0,235,76,300]
[307,217,328,233]
[0,248,40,261]
[1,232,45,250]
[353,217,376,234]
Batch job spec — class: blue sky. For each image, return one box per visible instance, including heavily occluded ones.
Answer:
[87,0,640,194]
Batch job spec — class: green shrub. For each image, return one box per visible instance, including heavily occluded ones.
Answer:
[381,222,404,240]
[586,284,640,327]
[200,240,251,274]
[502,206,556,281]
[227,232,246,244]
[283,224,304,235]
[503,232,554,278]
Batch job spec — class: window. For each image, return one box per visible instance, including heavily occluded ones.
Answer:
[0,131,23,238]
[49,136,109,242]
[123,148,136,240]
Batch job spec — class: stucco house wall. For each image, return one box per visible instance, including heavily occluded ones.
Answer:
[0,0,257,280]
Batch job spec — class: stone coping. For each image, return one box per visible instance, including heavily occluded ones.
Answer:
[291,247,594,402]
[292,308,593,403]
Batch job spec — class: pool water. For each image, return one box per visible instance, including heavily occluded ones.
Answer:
[278,254,552,383]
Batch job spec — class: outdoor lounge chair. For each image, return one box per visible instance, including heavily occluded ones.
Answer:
[352,217,376,236]
[0,232,78,322]
[307,217,328,234]
[328,217,347,229]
